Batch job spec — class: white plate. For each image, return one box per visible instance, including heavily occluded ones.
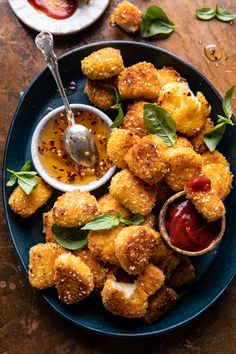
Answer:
[8,0,110,35]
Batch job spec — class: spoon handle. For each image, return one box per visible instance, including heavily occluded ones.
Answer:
[35,31,74,125]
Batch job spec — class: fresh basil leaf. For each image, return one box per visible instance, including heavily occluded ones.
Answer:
[222,85,236,118]
[6,174,17,187]
[17,175,37,195]
[110,104,124,128]
[217,115,234,126]
[216,6,236,22]
[141,5,175,38]
[103,84,121,103]
[144,103,176,146]
[16,171,37,176]
[120,214,144,226]
[20,160,32,172]
[52,224,88,251]
[196,7,216,20]
[203,123,226,151]
[81,214,121,230]
[6,162,38,194]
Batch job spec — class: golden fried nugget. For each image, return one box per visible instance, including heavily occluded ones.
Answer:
[54,253,94,304]
[158,82,211,136]
[202,163,233,200]
[109,169,156,215]
[143,286,178,324]
[120,101,149,137]
[107,129,140,168]
[110,1,141,33]
[201,150,230,167]
[118,62,159,100]
[167,256,195,289]
[84,78,116,111]
[43,210,56,243]
[88,225,124,266]
[8,176,52,218]
[156,67,185,91]
[124,135,169,185]
[28,243,65,289]
[191,118,214,154]
[151,240,181,278]
[101,274,148,318]
[137,264,165,296]
[53,190,99,227]
[163,147,202,191]
[174,136,193,149]
[114,226,161,274]
[98,192,131,218]
[81,48,124,80]
[141,213,157,229]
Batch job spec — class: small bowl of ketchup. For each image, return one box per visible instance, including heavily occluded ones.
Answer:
[159,191,226,256]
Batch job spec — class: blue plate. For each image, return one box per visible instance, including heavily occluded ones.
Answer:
[2,41,236,337]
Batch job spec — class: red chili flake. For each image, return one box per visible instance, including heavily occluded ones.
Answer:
[91,121,97,125]
[59,169,64,171]
[49,141,55,146]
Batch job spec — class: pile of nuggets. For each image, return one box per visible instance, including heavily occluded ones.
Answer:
[8,47,233,324]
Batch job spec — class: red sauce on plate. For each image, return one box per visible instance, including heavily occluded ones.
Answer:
[28,0,77,20]
[166,199,221,252]
[185,176,211,193]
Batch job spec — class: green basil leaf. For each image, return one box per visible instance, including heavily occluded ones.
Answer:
[16,171,38,176]
[120,214,144,226]
[196,7,216,20]
[141,5,175,38]
[20,160,32,172]
[103,84,121,103]
[81,214,121,230]
[222,85,236,118]
[6,162,38,193]
[110,104,124,128]
[144,103,176,146]
[6,174,17,187]
[203,122,226,151]
[52,224,88,251]
[216,6,236,22]
[217,115,234,126]
[17,175,37,195]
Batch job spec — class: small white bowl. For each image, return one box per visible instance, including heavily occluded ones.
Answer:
[31,104,116,192]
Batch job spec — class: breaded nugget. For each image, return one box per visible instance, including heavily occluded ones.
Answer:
[28,243,65,289]
[114,226,161,274]
[158,82,211,136]
[191,118,214,154]
[107,129,140,168]
[120,101,149,137]
[118,62,159,100]
[167,256,195,289]
[88,225,124,266]
[143,286,178,324]
[54,253,94,304]
[154,180,173,204]
[81,47,124,80]
[110,1,141,33]
[201,150,230,167]
[124,135,169,185]
[174,136,193,149]
[141,213,157,229]
[8,176,52,218]
[151,240,181,278]
[101,274,148,318]
[137,264,165,296]
[202,163,233,200]
[98,192,131,218]
[84,78,116,111]
[163,147,202,191]
[109,169,156,215]
[156,67,185,91]
[53,190,99,227]
[43,210,56,243]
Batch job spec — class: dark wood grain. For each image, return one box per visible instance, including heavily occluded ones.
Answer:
[0,1,235,353]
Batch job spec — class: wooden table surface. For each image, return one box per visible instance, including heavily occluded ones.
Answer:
[0,0,235,353]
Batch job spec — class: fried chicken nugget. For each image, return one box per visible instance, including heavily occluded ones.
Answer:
[124,135,169,185]
[156,67,185,90]
[137,263,165,296]
[107,129,140,169]
[120,101,149,137]
[201,150,230,167]
[110,1,141,33]
[158,82,211,136]
[54,253,94,304]
[202,163,233,200]
[43,210,56,243]
[53,190,99,227]
[109,169,156,215]
[98,192,131,218]
[118,62,159,100]
[191,118,214,154]
[140,213,157,229]
[114,226,161,274]
[81,48,124,80]
[84,78,116,111]
[8,176,52,218]
[163,147,202,191]
[174,136,193,149]
[28,243,66,289]
[167,256,195,289]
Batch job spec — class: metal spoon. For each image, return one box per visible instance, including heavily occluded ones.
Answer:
[35,31,99,168]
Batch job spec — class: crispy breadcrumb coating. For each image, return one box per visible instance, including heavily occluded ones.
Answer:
[107,129,140,169]
[157,67,185,91]
[137,264,165,296]
[114,226,161,274]
[202,163,233,200]
[124,135,169,185]
[43,210,56,243]
[54,253,94,304]
[53,190,99,227]
[84,78,116,110]
[151,240,181,278]
[167,256,195,289]
[201,150,230,167]
[81,48,124,80]
[141,213,157,229]
[191,118,214,154]
[98,192,131,218]
[28,243,65,289]
[109,169,156,215]
[120,101,149,137]
[174,136,193,149]
[8,176,52,218]
[163,147,202,191]
[118,62,159,100]
[110,1,141,33]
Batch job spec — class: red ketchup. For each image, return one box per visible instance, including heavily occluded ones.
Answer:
[28,0,77,20]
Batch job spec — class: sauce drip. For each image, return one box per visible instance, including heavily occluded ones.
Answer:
[185,176,211,193]
[28,0,77,20]
[204,44,222,62]
[166,199,221,252]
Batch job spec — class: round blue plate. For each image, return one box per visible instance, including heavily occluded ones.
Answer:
[2,41,236,337]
